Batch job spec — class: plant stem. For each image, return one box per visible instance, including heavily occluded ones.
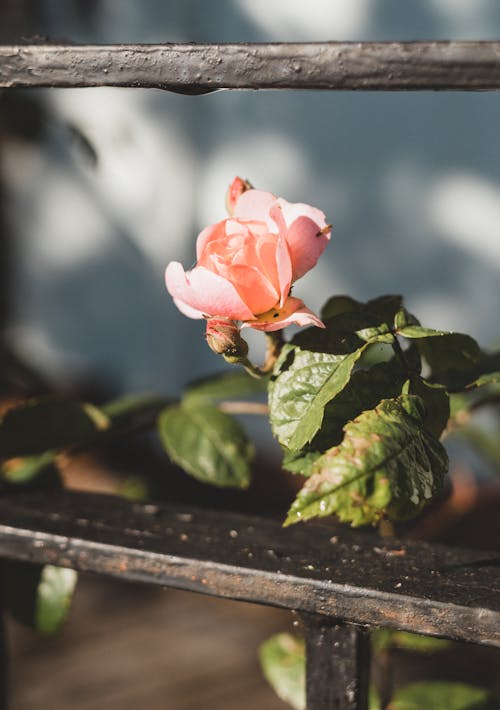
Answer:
[241,330,285,379]
[218,401,268,415]
[241,358,268,379]
[264,330,284,370]
[391,333,410,375]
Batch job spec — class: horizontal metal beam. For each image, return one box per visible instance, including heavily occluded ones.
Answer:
[0,42,499,92]
[0,488,498,646]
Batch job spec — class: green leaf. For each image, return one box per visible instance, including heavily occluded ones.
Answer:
[372,629,450,653]
[157,403,253,488]
[269,342,368,451]
[1,451,57,484]
[365,294,404,324]
[292,321,365,353]
[321,295,362,320]
[417,334,481,390]
[101,393,170,423]
[183,370,267,405]
[394,324,482,390]
[0,397,110,458]
[117,475,149,501]
[298,296,409,356]
[282,361,406,477]
[449,392,470,420]
[396,325,448,338]
[401,343,423,374]
[406,377,450,439]
[448,366,500,424]
[391,682,493,710]
[394,308,421,330]
[321,295,405,328]
[259,631,382,710]
[370,687,382,710]
[466,371,500,390]
[35,565,78,634]
[285,395,448,527]
[4,561,77,635]
[259,633,305,710]
[390,632,451,653]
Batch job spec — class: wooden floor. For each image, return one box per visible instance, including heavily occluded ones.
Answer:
[6,569,500,709]
[7,575,291,710]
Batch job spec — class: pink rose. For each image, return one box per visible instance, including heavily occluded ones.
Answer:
[165,177,331,332]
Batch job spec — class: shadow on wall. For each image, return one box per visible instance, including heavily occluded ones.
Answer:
[3,0,500,396]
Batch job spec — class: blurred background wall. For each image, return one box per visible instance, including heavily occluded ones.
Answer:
[1,0,499,398]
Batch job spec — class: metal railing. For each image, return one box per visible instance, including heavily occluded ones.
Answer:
[0,487,499,710]
[1,41,500,91]
[1,40,500,710]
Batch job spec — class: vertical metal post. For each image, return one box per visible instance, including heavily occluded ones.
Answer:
[303,616,370,710]
[0,611,6,710]
[0,563,7,710]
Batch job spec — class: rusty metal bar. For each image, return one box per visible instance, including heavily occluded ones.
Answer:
[0,488,498,646]
[0,41,499,92]
[304,616,370,710]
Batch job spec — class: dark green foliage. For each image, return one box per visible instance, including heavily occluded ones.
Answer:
[285,395,447,527]
[0,397,109,458]
[158,403,253,488]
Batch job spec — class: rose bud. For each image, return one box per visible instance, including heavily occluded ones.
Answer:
[206,317,249,362]
[225,176,253,215]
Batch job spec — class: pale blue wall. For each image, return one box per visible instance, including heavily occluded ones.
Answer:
[5,1,500,395]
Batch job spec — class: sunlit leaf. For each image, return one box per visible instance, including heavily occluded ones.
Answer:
[1,451,57,484]
[4,561,77,635]
[396,325,448,338]
[269,342,368,451]
[285,395,448,527]
[259,633,305,710]
[35,565,78,635]
[466,372,500,390]
[393,308,421,330]
[282,361,406,476]
[158,403,253,488]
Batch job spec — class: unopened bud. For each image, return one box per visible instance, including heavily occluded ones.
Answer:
[225,176,253,215]
[206,317,249,362]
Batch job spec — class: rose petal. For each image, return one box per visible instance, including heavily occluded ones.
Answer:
[196,220,227,262]
[233,189,278,230]
[165,262,254,320]
[285,216,331,281]
[278,199,328,230]
[276,234,292,307]
[219,263,278,315]
[275,199,331,281]
[241,296,325,332]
